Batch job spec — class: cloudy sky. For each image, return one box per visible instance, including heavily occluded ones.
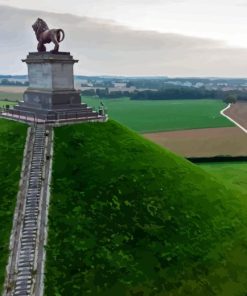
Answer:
[1,1,247,76]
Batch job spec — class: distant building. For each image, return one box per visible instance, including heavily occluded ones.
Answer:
[194,82,204,88]
[183,81,192,87]
[108,86,136,93]
[221,87,236,92]
[113,82,127,89]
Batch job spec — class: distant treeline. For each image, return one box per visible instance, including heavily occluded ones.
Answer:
[131,88,247,101]
[127,77,247,89]
[0,75,27,79]
[76,76,247,94]
[81,89,130,98]
[131,88,220,100]
[0,79,28,86]
[81,87,247,100]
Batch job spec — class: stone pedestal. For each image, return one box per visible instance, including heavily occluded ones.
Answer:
[14,52,103,122]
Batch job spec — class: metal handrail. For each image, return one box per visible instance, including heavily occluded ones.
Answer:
[0,107,108,124]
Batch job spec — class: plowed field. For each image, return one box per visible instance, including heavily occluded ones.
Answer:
[224,101,247,129]
[144,127,247,157]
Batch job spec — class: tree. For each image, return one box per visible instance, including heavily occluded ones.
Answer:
[223,94,237,104]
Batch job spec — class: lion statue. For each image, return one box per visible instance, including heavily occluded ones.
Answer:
[32,18,65,53]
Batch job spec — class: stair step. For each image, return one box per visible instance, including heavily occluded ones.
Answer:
[5,124,50,296]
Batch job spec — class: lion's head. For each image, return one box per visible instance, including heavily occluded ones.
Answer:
[32,18,49,39]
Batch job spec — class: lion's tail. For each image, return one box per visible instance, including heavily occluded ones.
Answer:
[57,29,65,42]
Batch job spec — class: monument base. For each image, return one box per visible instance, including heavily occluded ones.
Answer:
[12,52,106,123]
[13,102,101,122]
[22,88,82,109]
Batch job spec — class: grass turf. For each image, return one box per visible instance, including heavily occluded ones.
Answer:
[0,101,17,107]
[82,97,234,133]
[0,93,22,102]
[199,162,247,193]
[0,119,27,292]
[46,120,247,296]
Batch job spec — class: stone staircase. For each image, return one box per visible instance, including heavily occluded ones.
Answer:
[4,124,53,296]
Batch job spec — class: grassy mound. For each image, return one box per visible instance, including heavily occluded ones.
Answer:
[46,120,247,296]
[200,162,247,194]
[0,119,27,292]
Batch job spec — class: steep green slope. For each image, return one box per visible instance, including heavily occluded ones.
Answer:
[0,119,27,292]
[200,162,247,194]
[46,120,247,296]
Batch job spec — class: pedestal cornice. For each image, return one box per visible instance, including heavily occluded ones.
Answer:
[22,52,79,64]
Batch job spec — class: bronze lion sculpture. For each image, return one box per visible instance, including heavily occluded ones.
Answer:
[32,18,65,53]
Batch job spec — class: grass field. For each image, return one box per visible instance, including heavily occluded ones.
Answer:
[0,93,22,102]
[0,100,17,107]
[82,97,234,132]
[0,119,27,293]
[200,162,247,193]
[46,120,247,296]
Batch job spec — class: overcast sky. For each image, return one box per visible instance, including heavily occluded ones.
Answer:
[1,1,247,76]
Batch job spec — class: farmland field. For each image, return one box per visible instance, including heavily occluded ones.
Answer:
[0,85,25,102]
[144,127,247,157]
[224,101,247,129]
[82,97,234,132]
[0,86,25,102]
[200,162,247,193]
[0,86,26,93]
[0,93,22,102]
